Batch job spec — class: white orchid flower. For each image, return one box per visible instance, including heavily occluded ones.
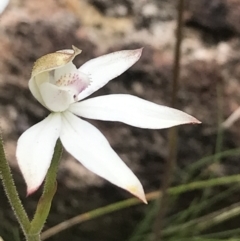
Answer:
[16,46,200,203]
[0,0,9,14]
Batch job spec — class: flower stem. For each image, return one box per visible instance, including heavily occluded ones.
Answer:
[0,130,31,236]
[25,234,41,241]
[29,139,63,235]
[153,0,185,240]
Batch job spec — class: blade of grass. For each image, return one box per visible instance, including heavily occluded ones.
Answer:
[162,202,240,237]
[128,183,238,241]
[166,184,239,226]
[41,174,240,240]
[128,200,159,241]
[201,228,240,239]
[180,148,240,183]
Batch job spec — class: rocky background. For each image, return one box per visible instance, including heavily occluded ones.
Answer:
[1,0,240,240]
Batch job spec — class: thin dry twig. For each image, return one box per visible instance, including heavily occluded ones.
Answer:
[222,106,240,129]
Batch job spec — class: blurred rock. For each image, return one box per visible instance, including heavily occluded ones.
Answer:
[1,0,240,241]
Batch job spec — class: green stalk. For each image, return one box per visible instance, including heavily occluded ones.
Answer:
[25,234,41,241]
[29,140,63,235]
[0,130,31,236]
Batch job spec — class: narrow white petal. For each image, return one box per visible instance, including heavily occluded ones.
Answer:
[0,0,9,14]
[40,82,73,112]
[70,94,200,129]
[77,49,142,100]
[16,113,62,195]
[60,111,146,202]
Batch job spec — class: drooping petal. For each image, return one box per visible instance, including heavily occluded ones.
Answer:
[60,111,146,203]
[16,113,62,195]
[77,49,143,100]
[70,94,200,129]
[0,0,9,14]
[39,82,74,112]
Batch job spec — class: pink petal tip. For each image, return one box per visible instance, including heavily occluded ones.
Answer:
[192,117,201,124]
[133,48,143,59]
[26,186,39,197]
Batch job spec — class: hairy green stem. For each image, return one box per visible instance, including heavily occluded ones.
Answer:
[0,130,31,236]
[29,140,63,235]
[25,234,41,241]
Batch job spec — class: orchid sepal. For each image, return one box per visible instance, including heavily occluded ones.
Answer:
[31,45,82,78]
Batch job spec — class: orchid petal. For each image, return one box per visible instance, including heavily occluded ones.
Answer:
[39,82,74,112]
[29,72,49,107]
[53,62,77,84]
[55,67,90,97]
[70,94,200,129]
[60,111,146,203]
[77,49,142,100]
[16,113,62,195]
